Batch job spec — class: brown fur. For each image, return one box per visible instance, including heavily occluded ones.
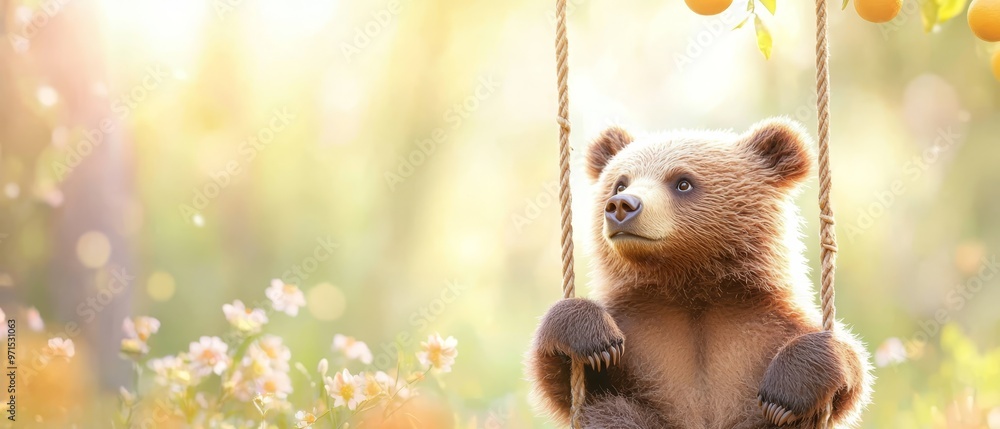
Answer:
[527,118,873,428]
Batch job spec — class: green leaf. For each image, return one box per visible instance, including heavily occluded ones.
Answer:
[754,15,773,60]
[842,0,850,10]
[919,0,940,32]
[760,0,777,14]
[937,0,967,22]
[734,14,753,30]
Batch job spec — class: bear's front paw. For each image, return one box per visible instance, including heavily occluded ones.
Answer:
[534,298,625,371]
[757,331,845,427]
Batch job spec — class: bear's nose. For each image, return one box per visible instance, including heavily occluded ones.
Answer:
[605,194,642,224]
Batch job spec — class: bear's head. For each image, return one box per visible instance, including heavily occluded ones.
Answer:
[586,118,814,293]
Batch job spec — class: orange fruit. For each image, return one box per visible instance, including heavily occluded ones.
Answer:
[684,0,733,16]
[968,0,1000,42]
[992,48,1000,81]
[854,0,903,23]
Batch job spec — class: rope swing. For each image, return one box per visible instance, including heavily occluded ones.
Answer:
[551,0,840,426]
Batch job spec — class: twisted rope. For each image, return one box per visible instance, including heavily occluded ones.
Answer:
[553,0,585,427]
[815,0,838,426]
[815,0,837,344]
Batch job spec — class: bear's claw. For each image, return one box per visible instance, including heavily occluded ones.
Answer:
[586,340,624,371]
[757,395,798,427]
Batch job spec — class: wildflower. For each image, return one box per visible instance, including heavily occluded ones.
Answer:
[224,368,257,402]
[46,337,75,360]
[26,307,44,332]
[222,300,268,334]
[189,336,230,376]
[266,279,306,317]
[332,334,373,364]
[874,337,907,367]
[317,358,329,377]
[120,337,149,355]
[123,316,160,342]
[256,370,293,399]
[119,386,136,407]
[416,334,458,373]
[325,369,367,410]
[247,335,291,372]
[363,372,386,398]
[149,354,197,391]
[375,371,414,400]
[252,392,273,415]
[295,410,318,428]
[121,316,161,356]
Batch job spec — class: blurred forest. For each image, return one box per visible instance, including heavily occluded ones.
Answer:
[1,0,999,427]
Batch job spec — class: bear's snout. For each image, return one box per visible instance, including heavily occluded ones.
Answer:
[605,194,642,226]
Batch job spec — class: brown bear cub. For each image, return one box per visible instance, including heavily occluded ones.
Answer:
[527,118,873,429]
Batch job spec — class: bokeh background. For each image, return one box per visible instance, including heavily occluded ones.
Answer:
[1,0,999,427]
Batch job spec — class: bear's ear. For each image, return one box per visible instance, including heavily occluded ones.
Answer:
[586,126,633,181]
[742,118,813,187]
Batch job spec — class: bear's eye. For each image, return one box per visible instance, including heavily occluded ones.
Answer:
[615,184,626,194]
[676,180,693,192]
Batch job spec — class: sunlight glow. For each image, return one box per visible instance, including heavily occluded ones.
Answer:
[99,0,208,58]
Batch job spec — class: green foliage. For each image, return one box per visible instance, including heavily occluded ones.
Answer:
[885,324,1000,427]
[738,0,776,59]
[755,15,774,60]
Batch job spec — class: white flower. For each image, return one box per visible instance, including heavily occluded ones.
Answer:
[122,316,160,342]
[325,369,367,410]
[266,279,306,317]
[332,334,373,364]
[416,334,458,373]
[189,336,230,376]
[46,337,75,360]
[26,307,44,332]
[119,386,136,406]
[317,358,329,377]
[373,371,414,400]
[252,392,274,415]
[247,335,291,372]
[149,354,196,389]
[255,370,293,399]
[295,410,318,428]
[224,368,257,402]
[222,300,269,333]
[875,337,907,368]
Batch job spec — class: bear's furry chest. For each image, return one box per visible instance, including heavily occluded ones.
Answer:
[611,304,804,428]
